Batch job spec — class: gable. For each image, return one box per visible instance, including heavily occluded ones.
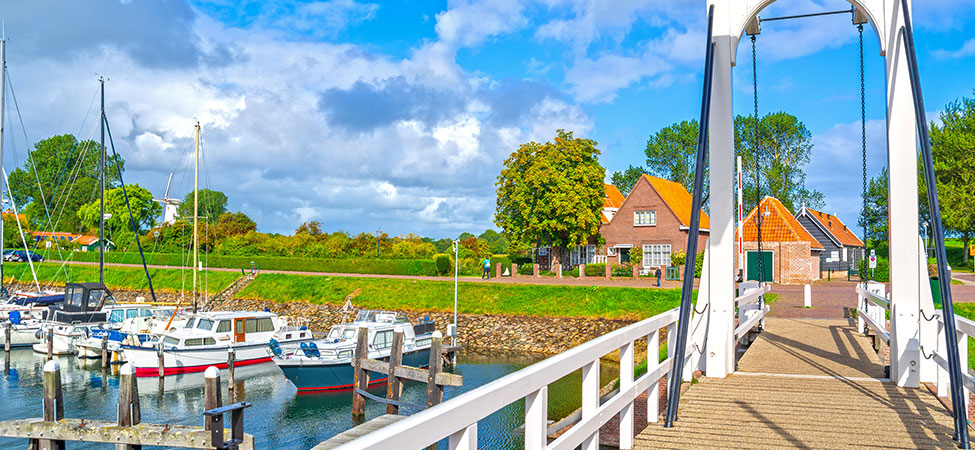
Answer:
[741,197,823,250]
[800,207,865,248]
[638,175,710,229]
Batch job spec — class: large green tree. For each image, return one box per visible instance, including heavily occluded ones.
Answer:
[735,112,823,212]
[494,130,605,266]
[177,188,228,223]
[8,134,124,233]
[859,167,889,250]
[928,94,975,265]
[77,184,162,234]
[610,165,647,196]
[643,120,707,202]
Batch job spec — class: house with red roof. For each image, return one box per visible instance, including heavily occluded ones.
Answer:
[738,196,823,284]
[795,206,865,274]
[598,175,709,274]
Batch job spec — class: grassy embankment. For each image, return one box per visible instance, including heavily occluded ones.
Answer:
[4,262,238,295]
[236,273,686,320]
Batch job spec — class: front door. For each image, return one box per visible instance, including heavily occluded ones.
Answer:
[746,251,773,282]
[234,318,247,343]
[619,248,630,264]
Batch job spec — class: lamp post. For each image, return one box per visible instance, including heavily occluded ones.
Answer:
[452,239,459,360]
[376,227,381,258]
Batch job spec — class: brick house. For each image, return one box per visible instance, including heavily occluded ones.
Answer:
[738,196,822,285]
[535,184,624,269]
[599,175,709,275]
[795,206,865,273]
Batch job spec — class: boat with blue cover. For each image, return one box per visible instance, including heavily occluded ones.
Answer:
[272,310,436,392]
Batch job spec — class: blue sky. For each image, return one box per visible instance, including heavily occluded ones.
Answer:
[3,0,975,237]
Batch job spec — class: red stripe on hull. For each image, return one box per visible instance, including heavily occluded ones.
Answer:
[134,356,272,377]
[295,376,390,393]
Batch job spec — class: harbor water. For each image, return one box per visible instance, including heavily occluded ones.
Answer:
[0,348,619,449]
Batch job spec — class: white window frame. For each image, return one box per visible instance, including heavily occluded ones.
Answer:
[634,210,657,227]
[642,244,672,269]
[570,245,597,266]
[608,247,617,256]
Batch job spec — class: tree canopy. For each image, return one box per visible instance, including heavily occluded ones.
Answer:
[610,165,647,196]
[495,130,604,263]
[77,184,162,235]
[858,167,889,250]
[927,93,975,264]
[177,188,228,223]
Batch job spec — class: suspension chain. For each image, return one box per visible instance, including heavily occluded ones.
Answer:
[752,34,764,284]
[859,24,867,282]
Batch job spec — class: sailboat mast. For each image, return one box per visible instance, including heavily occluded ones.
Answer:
[99,77,105,283]
[0,35,7,295]
[192,122,200,313]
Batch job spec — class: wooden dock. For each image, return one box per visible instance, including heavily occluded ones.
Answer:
[313,414,406,449]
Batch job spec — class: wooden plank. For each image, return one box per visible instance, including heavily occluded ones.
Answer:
[0,419,254,450]
[359,360,463,386]
[312,414,406,450]
[426,336,444,408]
[386,331,404,415]
[352,327,370,421]
[358,358,388,375]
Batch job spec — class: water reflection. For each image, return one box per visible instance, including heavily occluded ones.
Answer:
[0,348,619,449]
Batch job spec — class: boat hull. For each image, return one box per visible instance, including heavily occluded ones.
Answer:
[276,347,431,391]
[0,326,42,348]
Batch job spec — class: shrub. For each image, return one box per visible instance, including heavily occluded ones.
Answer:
[670,249,686,267]
[858,257,890,282]
[434,254,451,275]
[518,263,535,275]
[694,251,704,278]
[512,256,532,265]
[585,263,606,276]
[612,264,631,277]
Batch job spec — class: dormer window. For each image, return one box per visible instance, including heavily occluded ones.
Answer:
[634,210,656,226]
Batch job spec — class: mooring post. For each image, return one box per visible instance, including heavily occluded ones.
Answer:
[46,330,53,361]
[204,366,222,431]
[386,329,405,415]
[227,348,236,397]
[117,363,142,450]
[157,341,165,377]
[352,326,370,424]
[101,333,109,369]
[426,331,444,408]
[38,360,65,450]
[4,322,10,352]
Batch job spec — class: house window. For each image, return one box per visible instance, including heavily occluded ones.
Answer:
[607,247,616,256]
[570,245,596,266]
[642,244,672,268]
[634,210,656,226]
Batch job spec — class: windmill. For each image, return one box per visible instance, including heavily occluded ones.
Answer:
[153,172,181,224]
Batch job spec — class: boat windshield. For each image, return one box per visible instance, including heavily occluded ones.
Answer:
[184,318,197,328]
[354,310,408,324]
[197,319,214,331]
[163,336,180,346]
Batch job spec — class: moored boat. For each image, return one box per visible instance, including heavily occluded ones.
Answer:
[273,310,436,392]
[32,282,111,356]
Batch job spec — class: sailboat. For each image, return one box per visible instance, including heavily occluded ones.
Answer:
[122,123,312,376]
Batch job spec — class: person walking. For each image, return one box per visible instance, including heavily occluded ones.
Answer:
[482,257,491,280]
[654,267,662,287]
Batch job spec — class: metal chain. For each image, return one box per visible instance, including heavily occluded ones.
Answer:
[752,35,764,285]
[859,24,867,283]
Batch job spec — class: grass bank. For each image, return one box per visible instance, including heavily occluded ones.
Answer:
[235,273,684,320]
[4,262,238,295]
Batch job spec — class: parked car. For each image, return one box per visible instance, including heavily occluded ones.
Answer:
[10,250,43,263]
[1,250,15,262]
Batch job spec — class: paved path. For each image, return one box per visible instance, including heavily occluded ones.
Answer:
[632,318,956,448]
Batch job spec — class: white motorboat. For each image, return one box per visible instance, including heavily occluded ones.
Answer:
[32,283,111,356]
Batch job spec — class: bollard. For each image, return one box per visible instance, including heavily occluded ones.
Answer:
[4,322,10,352]
[47,329,54,360]
[386,329,405,415]
[117,363,141,450]
[101,333,109,368]
[227,348,236,396]
[157,341,165,377]
[533,263,539,278]
[579,263,586,279]
[39,360,65,450]
[804,284,812,308]
[204,366,223,430]
[351,326,370,424]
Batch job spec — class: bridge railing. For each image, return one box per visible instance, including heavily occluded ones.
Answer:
[856,282,890,345]
[337,307,681,450]
[927,314,974,413]
[735,284,771,341]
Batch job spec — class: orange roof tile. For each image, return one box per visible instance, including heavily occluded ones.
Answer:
[603,184,624,209]
[803,208,865,247]
[643,175,711,229]
[740,197,823,250]
[75,235,100,245]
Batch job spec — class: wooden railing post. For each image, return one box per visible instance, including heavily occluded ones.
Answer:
[38,360,65,450]
[117,363,142,450]
[857,294,865,333]
[937,321,949,397]
[619,341,635,449]
[352,326,370,423]
[581,359,599,450]
[426,331,445,408]
[204,366,222,431]
[648,328,661,423]
[524,386,548,450]
[386,329,404,415]
[101,333,109,369]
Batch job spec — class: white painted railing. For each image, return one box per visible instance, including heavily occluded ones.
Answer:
[337,307,681,450]
[924,313,975,414]
[856,283,889,344]
[735,284,770,340]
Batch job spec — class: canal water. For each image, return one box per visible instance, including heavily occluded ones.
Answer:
[0,349,619,449]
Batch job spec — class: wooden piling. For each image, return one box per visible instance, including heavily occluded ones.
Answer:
[39,360,65,450]
[4,322,10,352]
[426,331,444,408]
[385,330,404,415]
[351,326,370,423]
[47,330,53,361]
[204,366,222,431]
[101,333,109,369]
[117,363,142,450]
[157,341,165,377]
[228,348,236,395]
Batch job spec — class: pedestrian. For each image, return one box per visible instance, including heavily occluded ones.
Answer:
[482,257,491,279]
[654,267,661,287]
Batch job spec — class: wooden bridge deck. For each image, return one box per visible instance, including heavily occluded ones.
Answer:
[634,318,957,449]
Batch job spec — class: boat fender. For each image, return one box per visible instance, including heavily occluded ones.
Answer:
[35,329,44,340]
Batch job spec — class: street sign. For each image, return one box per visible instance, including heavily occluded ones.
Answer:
[868,255,877,269]
[970,245,975,257]
[870,249,876,256]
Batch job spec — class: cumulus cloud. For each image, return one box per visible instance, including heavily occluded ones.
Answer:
[933,38,975,59]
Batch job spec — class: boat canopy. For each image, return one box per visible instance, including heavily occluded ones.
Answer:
[354,310,410,325]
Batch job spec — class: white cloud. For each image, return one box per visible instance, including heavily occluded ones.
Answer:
[565,52,671,103]
[434,0,528,48]
[933,38,975,59]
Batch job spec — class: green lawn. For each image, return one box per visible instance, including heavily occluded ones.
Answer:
[945,239,974,273]
[236,273,685,320]
[4,262,238,295]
